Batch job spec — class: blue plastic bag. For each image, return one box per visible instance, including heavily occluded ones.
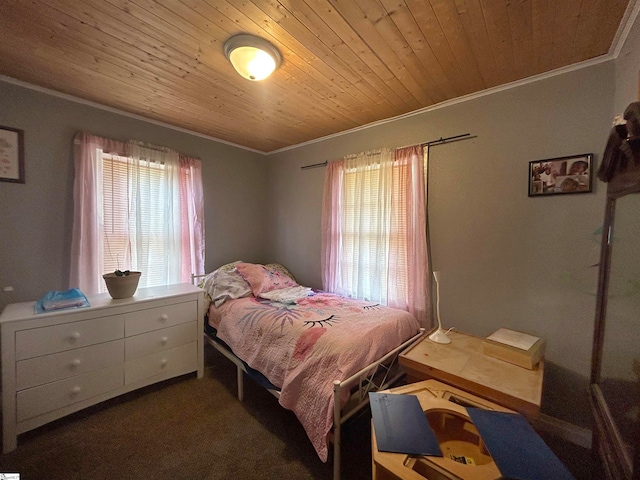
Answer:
[35,288,90,314]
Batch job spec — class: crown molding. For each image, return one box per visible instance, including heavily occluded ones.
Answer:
[269,0,640,155]
[0,75,263,154]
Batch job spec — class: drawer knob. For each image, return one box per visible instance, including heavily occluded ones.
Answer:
[161,359,168,367]
[160,314,169,322]
[71,359,81,367]
[161,336,168,344]
[71,386,81,394]
[70,332,81,340]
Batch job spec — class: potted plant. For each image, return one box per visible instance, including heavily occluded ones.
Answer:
[102,269,141,299]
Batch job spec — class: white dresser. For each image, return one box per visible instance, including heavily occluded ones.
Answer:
[0,283,205,453]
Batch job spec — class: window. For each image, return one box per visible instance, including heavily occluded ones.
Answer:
[102,153,171,288]
[70,133,204,295]
[339,163,408,304]
[321,145,428,325]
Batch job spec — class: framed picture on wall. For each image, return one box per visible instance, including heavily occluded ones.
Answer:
[528,153,593,197]
[0,126,25,183]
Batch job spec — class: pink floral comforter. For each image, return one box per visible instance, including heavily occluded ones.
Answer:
[207,292,420,461]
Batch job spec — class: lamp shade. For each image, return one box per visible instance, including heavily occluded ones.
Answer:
[224,34,281,81]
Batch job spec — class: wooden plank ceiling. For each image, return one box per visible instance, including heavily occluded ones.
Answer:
[0,0,631,153]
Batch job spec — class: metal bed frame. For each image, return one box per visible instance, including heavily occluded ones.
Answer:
[192,274,425,480]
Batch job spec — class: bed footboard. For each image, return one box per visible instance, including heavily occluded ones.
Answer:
[331,328,425,480]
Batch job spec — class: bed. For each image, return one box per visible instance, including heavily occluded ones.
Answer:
[193,261,424,480]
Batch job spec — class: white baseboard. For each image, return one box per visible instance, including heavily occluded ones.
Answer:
[533,413,592,449]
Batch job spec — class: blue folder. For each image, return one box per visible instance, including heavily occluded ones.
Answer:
[369,392,442,456]
[467,408,575,480]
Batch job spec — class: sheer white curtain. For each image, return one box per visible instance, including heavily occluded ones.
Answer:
[70,133,204,295]
[321,145,429,326]
[125,141,182,288]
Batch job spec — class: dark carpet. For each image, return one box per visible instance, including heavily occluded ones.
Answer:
[0,344,602,479]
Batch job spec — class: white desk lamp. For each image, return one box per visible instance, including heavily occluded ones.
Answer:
[429,271,451,344]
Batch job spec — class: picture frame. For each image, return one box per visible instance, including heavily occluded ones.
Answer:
[528,153,593,197]
[0,126,25,183]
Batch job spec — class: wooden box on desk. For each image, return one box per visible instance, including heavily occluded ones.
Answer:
[482,329,545,370]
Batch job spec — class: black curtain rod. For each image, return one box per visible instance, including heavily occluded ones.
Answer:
[300,160,328,170]
[421,133,472,147]
[300,132,473,170]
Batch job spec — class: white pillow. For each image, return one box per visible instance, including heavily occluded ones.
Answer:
[200,261,252,307]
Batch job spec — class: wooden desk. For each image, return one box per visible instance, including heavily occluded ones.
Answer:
[399,330,543,418]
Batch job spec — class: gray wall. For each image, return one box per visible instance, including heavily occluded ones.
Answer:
[615,12,640,113]
[0,80,268,310]
[265,57,635,427]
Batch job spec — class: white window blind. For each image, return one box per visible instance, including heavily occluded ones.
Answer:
[340,162,409,303]
[102,153,168,288]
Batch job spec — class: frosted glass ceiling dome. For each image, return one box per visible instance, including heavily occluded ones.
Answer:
[224,34,282,81]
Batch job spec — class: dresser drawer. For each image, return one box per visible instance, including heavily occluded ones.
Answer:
[16,340,124,390]
[124,301,196,336]
[16,364,123,422]
[15,315,124,360]
[125,342,197,385]
[125,322,197,361]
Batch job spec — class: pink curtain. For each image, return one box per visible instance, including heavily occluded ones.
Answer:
[70,132,128,294]
[179,155,205,281]
[320,159,344,292]
[320,145,429,327]
[392,145,429,326]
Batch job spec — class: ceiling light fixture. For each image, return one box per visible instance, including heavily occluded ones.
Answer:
[224,34,282,81]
